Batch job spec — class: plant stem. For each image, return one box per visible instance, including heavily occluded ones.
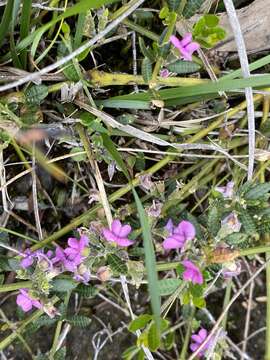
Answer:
[179,307,196,360]
[88,69,207,87]
[0,281,31,293]
[50,292,71,358]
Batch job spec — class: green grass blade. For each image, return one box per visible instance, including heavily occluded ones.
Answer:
[101,133,130,180]
[0,0,14,47]
[99,74,270,108]
[132,189,161,330]
[20,0,32,68]
[74,12,86,49]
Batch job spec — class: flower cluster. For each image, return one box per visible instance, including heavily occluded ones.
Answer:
[17,234,90,313]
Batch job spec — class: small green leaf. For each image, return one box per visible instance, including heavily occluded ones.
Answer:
[168,0,181,11]
[128,314,152,332]
[238,211,257,235]
[75,284,99,298]
[51,278,78,292]
[66,315,91,327]
[141,57,153,82]
[207,206,220,236]
[183,0,205,18]
[167,60,200,74]
[158,278,182,296]
[148,322,160,351]
[70,147,86,162]
[204,14,219,27]
[192,296,206,308]
[54,347,67,360]
[139,37,156,62]
[107,254,128,275]
[25,85,48,105]
[245,183,270,200]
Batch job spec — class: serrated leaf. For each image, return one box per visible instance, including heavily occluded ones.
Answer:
[148,322,160,351]
[128,314,152,332]
[167,0,181,11]
[190,284,204,298]
[76,284,99,298]
[167,60,200,74]
[139,37,156,62]
[107,254,128,275]
[51,278,78,292]
[245,183,270,200]
[25,85,48,105]
[66,315,91,327]
[54,347,67,360]
[238,211,257,235]
[158,278,182,296]
[207,206,220,236]
[225,232,248,246]
[141,57,152,82]
[183,0,205,18]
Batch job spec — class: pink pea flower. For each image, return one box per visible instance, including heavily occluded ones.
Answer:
[190,328,212,358]
[182,260,203,285]
[221,212,241,232]
[20,249,37,268]
[162,219,196,250]
[52,246,80,272]
[16,289,42,312]
[215,181,234,199]
[170,33,200,61]
[160,68,170,78]
[102,219,134,247]
[64,235,89,263]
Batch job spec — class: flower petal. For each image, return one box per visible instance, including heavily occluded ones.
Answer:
[165,219,174,234]
[163,237,184,250]
[102,229,118,243]
[67,237,79,249]
[111,219,122,236]
[185,42,200,53]
[170,35,182,50]
[115,237,134,247]
[180,33,192,46]
[178,221,196,240]
[16,294,32,312]
[198,328,208,341]
[118,224,132,237]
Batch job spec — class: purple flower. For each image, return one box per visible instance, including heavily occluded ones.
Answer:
[52,246,80,272]
[215,181,234,199]
[160,68,170,78]
[162,219,196,250]
[102,219,134,247]
[190,328,212,358]
[16,289,42,312]
[182,260,203,285]
[20,249,36,268]
[170,34,200,61]
[64,235,89,263]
